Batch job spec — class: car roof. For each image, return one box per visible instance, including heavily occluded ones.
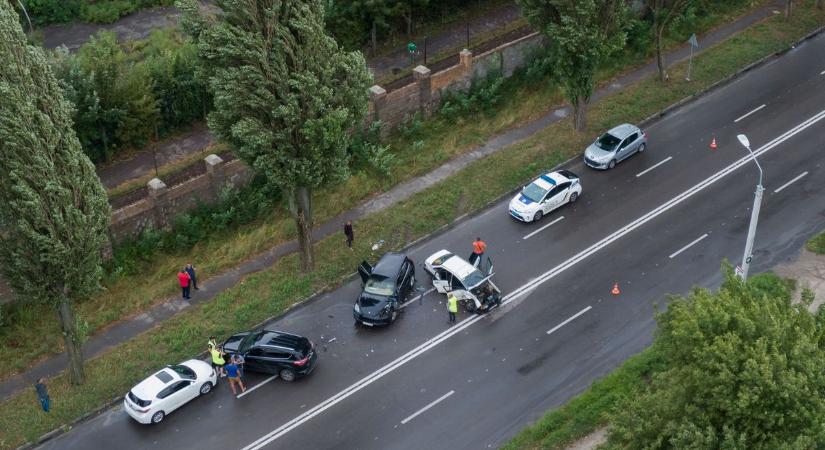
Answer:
[132,367,178,399]
[255,330,306,350]
[372,252,406,278]
[606,123,639,140]
[441,254,479,281]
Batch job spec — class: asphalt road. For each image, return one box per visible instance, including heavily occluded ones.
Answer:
[39,32,825,450]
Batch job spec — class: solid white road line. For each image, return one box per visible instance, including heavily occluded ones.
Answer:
[546,306,592,335]
[400,390,455,425]
[636,156,673,178]
[668,233,709,259]
[774,171,808,193]
[734,104,766,123]
[242,108,825,450]
[237,375,278,399]
[398,288,436,310]
[523,216,565,240]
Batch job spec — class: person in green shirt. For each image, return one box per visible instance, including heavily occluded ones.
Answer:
[447,293,458,324]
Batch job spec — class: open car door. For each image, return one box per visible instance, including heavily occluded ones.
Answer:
[432,271,450,294]
[357,261,373,285]
[486,257,494,276]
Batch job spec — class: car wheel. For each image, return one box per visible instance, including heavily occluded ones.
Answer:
[151,411,165,424]
[280,368,297,382]
[608,159,616,169]
[569,192,578,203]
[533,211,543,222]
[638,143,646,153]
[199,381,213,395]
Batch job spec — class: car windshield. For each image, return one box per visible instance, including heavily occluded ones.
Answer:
[169,365,196,380]
[461,269,487,289]
[239,331,263,354]
[364,276,395,297]
[595,133,621,151]
[521,182,547,203]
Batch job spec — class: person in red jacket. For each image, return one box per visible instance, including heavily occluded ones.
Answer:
[177,268,191,300]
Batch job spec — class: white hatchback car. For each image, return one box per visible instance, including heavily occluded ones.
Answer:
[124,359,217,424]
[509,169,582,222]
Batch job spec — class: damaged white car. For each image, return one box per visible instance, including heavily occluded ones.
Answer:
[423,250,502,313]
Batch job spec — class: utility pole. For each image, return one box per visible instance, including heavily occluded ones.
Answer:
[736,134,764,281]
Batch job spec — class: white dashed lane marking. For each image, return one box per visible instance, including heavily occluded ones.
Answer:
[669,233,709,259]
[636,156,673,178]
[400,390,455,425]
[774,171,808,194]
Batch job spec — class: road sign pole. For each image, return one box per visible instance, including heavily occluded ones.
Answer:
[686,45,693,81]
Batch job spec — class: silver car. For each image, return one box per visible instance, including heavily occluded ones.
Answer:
[583,123,647,170]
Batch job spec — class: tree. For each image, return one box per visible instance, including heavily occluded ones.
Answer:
[646,0,690,82]
[518,0,628,130]
[179,0,371,272]
[0,1,111,385]
[785,0,793,20]
[608,267,825,448]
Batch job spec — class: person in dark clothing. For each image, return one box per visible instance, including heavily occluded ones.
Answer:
[185,263,198,290]
[344,221,354,249]
[35,378,50,412]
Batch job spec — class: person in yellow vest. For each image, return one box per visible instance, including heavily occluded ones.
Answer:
[210,345,226,377]
[447,293,458,324]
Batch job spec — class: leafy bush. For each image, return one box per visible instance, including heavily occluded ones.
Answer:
[50,29,209,163]
[18,0,173,25]
[438,69,505,121]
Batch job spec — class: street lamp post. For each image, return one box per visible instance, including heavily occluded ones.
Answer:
[736,134,764,281]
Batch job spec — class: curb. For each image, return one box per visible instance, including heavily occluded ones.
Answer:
[18,20,825,450]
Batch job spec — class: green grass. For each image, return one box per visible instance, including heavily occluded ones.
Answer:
[502,349,664,450]
[1,2,823,448]
[807,230,825,255]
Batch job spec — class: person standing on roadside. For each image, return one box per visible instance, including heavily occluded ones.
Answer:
[178,268,191,300]
[210,345,226,377]
[344,220,354,250]
[447,293,458,324]
[208,336,218,352]
[233,353,246,382]
[224,360,246,395]
[470,237,487,268]
[185,263,198,290]
[34,378,50,412]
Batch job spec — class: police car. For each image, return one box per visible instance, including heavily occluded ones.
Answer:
[508,169,582,222]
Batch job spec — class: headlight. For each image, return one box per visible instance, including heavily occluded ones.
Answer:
[353,303,360,314]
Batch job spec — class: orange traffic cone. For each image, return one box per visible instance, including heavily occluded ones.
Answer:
[611,283,621,296]
[710,136,718,150]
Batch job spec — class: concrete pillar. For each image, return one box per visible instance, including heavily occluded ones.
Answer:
[368,85,388,137]
[205,154,225,199]
[413,65,432,117]
[147,177,170,230]
[460,49,473,72]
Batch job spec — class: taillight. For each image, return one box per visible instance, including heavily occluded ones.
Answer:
[293,356,309,367]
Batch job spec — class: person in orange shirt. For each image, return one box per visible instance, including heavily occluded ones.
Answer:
[470,237,486,268]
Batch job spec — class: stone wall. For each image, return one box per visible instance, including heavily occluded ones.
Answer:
[109,154,253,243]
[370,32,545,132]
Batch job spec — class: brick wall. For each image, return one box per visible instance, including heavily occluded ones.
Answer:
[370,32,545,132]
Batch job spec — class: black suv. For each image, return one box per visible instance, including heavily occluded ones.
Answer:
[354,252,416,326]
[222,330,317,382]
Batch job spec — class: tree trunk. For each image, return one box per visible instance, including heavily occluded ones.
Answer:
[57,295,85,385]
[655,25,668,81]
[572,96,587,131]
[371,20,377,55]
[404,12,412,37]
[785,0,792,20]
[818,0,824,11]
[289,186,314,272]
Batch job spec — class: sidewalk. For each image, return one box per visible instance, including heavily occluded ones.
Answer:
[0,1,783,403]
[51,3,525,190]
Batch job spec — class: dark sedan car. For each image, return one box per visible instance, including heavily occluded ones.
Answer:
[222,330,317,382]
[354,252,415,326]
